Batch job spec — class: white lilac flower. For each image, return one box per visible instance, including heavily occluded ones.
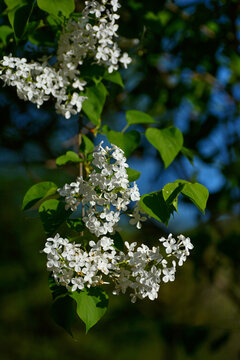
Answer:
[0,0,131,118]
[129,203,148,229]
[58,143,141,237]
[42,232,194,302]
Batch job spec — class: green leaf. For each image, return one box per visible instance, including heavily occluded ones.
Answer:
[22,181,58,211]
[39,199,70,236]
[4,0,25,29]
[140,190,175,225]
[46,14,63,26]
[82,83,108,125]
[51,295,75,336]
[66,218,85,232]
[145,127,183,168]
[162,182,185,211]
[79,135,94,156]
[181,146,194,165]
[13,2,34,38]
[126,110,155,126]
[4,0,25,6]
[56,151,81,166]
[71,288,108,333]
[28,26,56,47]
[48,274,68,300]
[103,70,124,87]
[112,232,125,251]
[104,128,141,158]
[180,182,209,214]
[37,0,75,17]
[126,168,141,182]
[0,25,13,45]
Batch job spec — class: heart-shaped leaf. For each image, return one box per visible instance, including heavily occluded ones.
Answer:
[162,182,185,211]
[39,199,71,236]
[37,0,75,17]
[82,83,108,125]
[140,190,175,225]
[71,287,108,333]
[126,110,155,126]
[22,181,58,211]
[146,127,183,168]
[126,168,141,182]
[103,70,124,87]
[180,181,209,214]
[56,151,81,166]
[51,295,75,336]
[105,129,141,158]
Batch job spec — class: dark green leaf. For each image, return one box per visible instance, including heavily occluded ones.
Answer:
[56,151,81,166]
[48,274,68,300]
[13,2,34,38]
[39,199,70,236]
[82,83,108,125]
[80,64,105,80]
[66,218,85,232]
[104,128,141,158]
[22,181,58,211]
[112,232,125,251]
[71,287,108,333]
[140,190,175,225]
[103,70,124,87]
[126,110,155,126]
[37,0,75,17]
[51,295,75,336]
[4,0,26,30]
[79,135,94,156]
[145,127,183,168]
[126,168,141,182]
[28,26,56,47]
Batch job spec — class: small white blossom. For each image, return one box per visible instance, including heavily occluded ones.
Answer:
[42,231,193,302]
[0,0,132,119]
[58,143,140,237]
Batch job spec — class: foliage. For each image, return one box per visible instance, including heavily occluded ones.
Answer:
[1,0,239,351]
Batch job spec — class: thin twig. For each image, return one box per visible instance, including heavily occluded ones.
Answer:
[78,115,85,234]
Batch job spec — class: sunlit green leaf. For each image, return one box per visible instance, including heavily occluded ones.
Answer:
[71,288,108,333]
[79,135,94,156]
[181,146,194,165]
[162,182,185,211]
[104,128,141,158]
[56,151,81,166]
[126,168,141,182]
[0,25,13,45]
[22,181,58,211]
[163,180,209,214]
[180,181,209,214]
[82,83,108,125]
[103,70,124,87]
[126,110,155,126]
[37,0,75,17]
[146,127,183,168]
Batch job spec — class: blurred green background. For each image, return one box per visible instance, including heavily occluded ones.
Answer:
[1,0,240,359]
